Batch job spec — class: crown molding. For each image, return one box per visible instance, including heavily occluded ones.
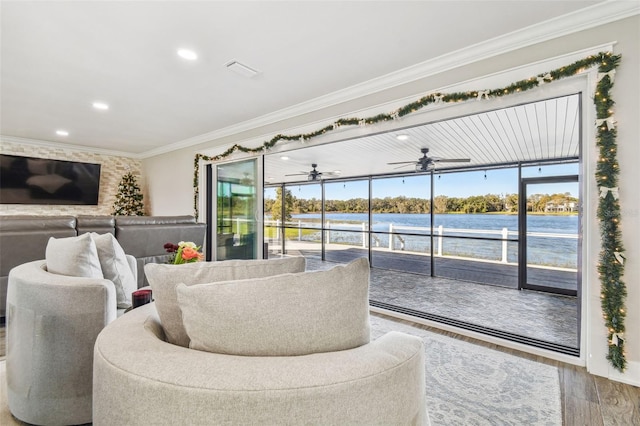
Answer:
[195,42,610,157]
[0,135,140,159]
[140,1,638,159]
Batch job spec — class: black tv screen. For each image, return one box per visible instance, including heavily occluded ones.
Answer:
[0,154,101,205]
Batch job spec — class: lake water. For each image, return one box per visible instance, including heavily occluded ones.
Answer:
[277,213,578,268]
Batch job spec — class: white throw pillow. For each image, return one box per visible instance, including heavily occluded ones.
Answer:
[45,233,103,278]
[145,257,306,347]
[176,257,371,356]
[90,232,136,309]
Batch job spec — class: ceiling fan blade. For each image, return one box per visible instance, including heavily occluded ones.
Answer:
[392,164,414,170]
[284,172,308,176]
[433,158,471,163]
[387,161,417,165]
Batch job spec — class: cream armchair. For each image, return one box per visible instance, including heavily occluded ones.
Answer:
[94,303,427,425]
[93,258,428,425]
[5,255,136,426]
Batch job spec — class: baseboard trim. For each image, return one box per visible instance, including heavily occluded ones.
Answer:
[607,360,640,387]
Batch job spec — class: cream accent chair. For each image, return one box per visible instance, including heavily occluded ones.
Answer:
[5,255,136,426]
[93,258,428,425]
[94,303,427,425]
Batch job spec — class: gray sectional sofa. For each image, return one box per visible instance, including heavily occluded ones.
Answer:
[0,214,206,319]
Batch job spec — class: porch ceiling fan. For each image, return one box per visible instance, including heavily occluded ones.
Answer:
[285,164,335,181]
[388,148,470,172]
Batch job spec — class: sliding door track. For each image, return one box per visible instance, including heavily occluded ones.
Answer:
[370,300,580,357]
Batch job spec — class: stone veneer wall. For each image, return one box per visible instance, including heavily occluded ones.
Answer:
[0,140,145,216]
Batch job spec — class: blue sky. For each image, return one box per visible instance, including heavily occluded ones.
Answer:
[268,163,579,200]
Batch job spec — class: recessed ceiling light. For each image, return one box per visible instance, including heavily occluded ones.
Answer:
[177,49,198,60]
[396,134,409,141]
[225,60,260,78]
[280,156,289,160]
[56,130,69,136]
[92,102,109,110]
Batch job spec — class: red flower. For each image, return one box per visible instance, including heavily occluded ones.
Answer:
[164,243,179,253]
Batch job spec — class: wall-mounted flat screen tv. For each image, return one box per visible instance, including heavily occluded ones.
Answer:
[0,154,101,205]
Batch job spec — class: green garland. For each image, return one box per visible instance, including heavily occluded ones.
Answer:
[195,52,626,370]
[593,54,626,371]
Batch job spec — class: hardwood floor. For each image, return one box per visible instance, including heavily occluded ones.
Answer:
[0,326,4,362]
[0,320,637,424]
[371,313,640,425]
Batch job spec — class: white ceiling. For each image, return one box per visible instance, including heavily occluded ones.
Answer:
[1,0,619,157]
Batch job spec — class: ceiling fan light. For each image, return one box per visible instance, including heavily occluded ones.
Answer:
[416,163,432,173]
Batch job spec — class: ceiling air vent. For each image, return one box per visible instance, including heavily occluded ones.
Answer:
[225,60,259,78]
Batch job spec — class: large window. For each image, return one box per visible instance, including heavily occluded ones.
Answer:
[284,183,322,258]
[264,183,324,258]
[432,168,519,287]
[263,187,280,257]
[371,175,431,274]
[323,180,369,264]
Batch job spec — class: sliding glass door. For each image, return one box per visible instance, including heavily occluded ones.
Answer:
[213,159,260,260]
[519,176,580,296]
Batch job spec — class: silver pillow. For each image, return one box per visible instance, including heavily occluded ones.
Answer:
[176,257,371,356]
[145,257,306,347]
[90,232,136,309]
[45,233,103,279]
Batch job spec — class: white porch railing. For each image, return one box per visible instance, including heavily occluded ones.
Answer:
[264,219,578,264]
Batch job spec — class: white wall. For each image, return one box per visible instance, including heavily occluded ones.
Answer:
[143,16,639,384]
[141,148,196,216]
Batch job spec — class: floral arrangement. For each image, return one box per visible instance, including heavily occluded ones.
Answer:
[164,241,204,264]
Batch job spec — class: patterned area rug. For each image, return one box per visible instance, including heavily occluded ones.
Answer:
[370,314,562,426]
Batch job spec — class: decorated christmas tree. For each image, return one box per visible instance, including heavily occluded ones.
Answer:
[112,172,145,216]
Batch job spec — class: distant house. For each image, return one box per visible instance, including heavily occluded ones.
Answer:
[545,201,577,212]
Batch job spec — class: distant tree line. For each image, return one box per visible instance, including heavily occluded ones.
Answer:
[265,188,577,221]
